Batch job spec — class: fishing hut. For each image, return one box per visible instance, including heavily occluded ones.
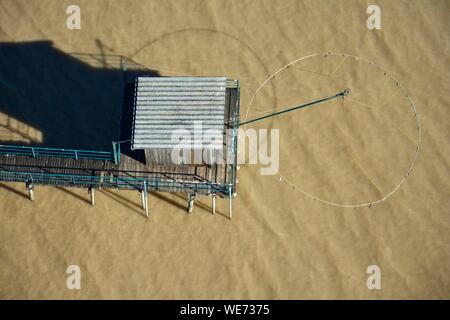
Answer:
[0,74,240,218]
[0,46,351,219]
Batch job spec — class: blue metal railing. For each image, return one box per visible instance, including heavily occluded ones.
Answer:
[0,170,231,195]
[0,144,114,162]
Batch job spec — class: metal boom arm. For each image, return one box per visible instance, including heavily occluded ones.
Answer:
[237,88,350,127]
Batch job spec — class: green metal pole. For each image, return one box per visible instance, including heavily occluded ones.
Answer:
[117,143,121,164]
[237,89,350,128]
[112,142,118,165]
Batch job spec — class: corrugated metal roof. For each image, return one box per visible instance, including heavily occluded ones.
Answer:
[131,77,227,150]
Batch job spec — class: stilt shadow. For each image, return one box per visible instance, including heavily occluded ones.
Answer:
[0,182,28,199]
[56,186,90,205]
[149,191,187,212]
[99,188,147,217]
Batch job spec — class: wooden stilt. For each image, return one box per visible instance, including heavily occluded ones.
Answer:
[187,193,195,213]
[142,181,148,218]
[228,186,232,220]
[144,191,148,218]
[211,194,216,214]
[88,188,95,206]
[26,182,34,201]
[141,189,146,210]
[228,196,232,220]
